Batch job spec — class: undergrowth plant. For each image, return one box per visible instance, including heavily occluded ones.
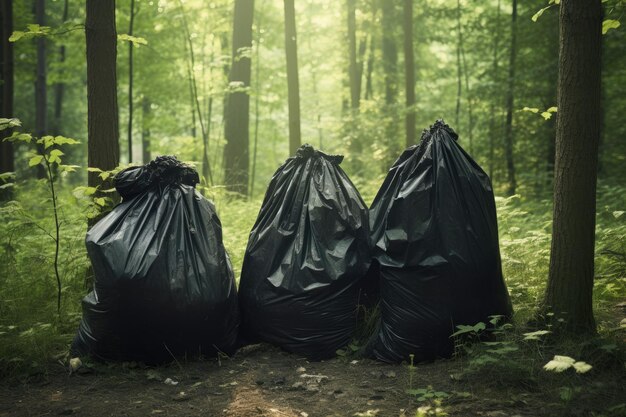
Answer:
[2,118,81,312]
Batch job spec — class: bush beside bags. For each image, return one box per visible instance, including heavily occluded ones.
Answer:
[71,156,239,363]
[239,144,371,360]
[368,120,513,363]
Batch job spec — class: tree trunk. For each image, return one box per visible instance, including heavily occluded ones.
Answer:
[488,0,501,180]
[0,0,14,200]
[284,0,301,155]
[542,0,601,335]
[454,0,462,130]
[141,96,151,163]
[127,0,135,163]
[347,0,359,110]
[503,0,517,196]
[53,0,69,136]
[86,0,120,189]
[35,0,47,179]
[364,33,374,100]
[381,0,397,105]
[251,7,262,197]
[224,0,254,194]
[403,0,415,147]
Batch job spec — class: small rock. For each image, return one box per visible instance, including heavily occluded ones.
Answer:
[300,412,309,417]
[172,391,189,402]
[296,367,306,373]
[350,360,359,365]
[164,378,179,386]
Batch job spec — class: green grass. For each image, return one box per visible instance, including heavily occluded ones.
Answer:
[0,178,624,380]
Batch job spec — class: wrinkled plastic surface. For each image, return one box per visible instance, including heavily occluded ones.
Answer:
[368,121,512,363]
[72,156,239,363]
[239,144,371,360]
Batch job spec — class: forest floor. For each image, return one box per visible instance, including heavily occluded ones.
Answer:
[0,341,624,417]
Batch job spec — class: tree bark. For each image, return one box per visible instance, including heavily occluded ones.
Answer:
[127,0,135,163]
[0,0,15,199]
[53,0,69,136]
[35,0,47,179]
[455,0,462,129]
[542,0,601,335]
[403,0,416,147]
[141,96,151,163]
[503,0,517,196]
[86,0,120,189]
[224,0,254,194]
[284,0,301,155]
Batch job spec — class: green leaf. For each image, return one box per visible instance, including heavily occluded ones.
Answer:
[4,132,32,143]
[546,106,557,113]
[0,118,22,131]
[9,31,25,42]
[48,149,64,164]
[53,136,80,145]
[87,167,104,173]
[544,355,575,372]
[99,171,111,181]
[42,135,55,149]
[118,34,148,47]
[541,111,553,120]
[94,197,106,207]
[572,361,592,374]
[58,164,80,173]
[602,19,620,35]
[522,107,540,113]
[28,155,44,167]
[532,6,551,22]
[523,330,551,340]
[612,211,624,219]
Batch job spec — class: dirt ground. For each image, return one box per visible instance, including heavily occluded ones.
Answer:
[0,343,624,417]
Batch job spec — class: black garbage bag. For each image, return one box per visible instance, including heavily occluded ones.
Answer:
[239,144,371,360]
[367,120,512,363]
[72,156,239,363]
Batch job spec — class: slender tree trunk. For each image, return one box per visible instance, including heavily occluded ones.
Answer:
[461,42,474,154]
[53,0,69,136]
[454,0,462,130]
[86,0,120,189]
[403,0,416,147]
[365,33,374,100]
[224,0,254,194]
[542,0,601,335]
[488,0,501,180]
[183,37,197,138]
[284,0,301,155]
[503,0,517,196]
[251,5,262,197]
[35,0,47,179]
[141,96,151,163]
[0,0,15,200]
[179,1,212,184]
[347,0,359,110]
[127,0,135,163]
[381,0,397,105]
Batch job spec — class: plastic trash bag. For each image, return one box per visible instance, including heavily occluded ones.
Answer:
[367,120,512,363]
[71,156,239,363]
[239,144,371,360]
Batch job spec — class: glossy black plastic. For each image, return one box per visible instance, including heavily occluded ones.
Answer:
[368,121,513,363]
[239,144,371,360]
[72,156,239,363]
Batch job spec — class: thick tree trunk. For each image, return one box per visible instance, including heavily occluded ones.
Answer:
[503,0,517,196]
[284,0,301,155]
[542,0,601,335]
[403,0,415,147]
[35,0,47,179]
[347,0,359,110]
[86,0,120,189]
[141,96,151,164]
[127,0,135,163]
[0,0,15,199]
[53,0,69,136]
[224,0,253,194]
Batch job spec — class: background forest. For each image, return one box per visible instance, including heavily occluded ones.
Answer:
[0,1,624,413]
